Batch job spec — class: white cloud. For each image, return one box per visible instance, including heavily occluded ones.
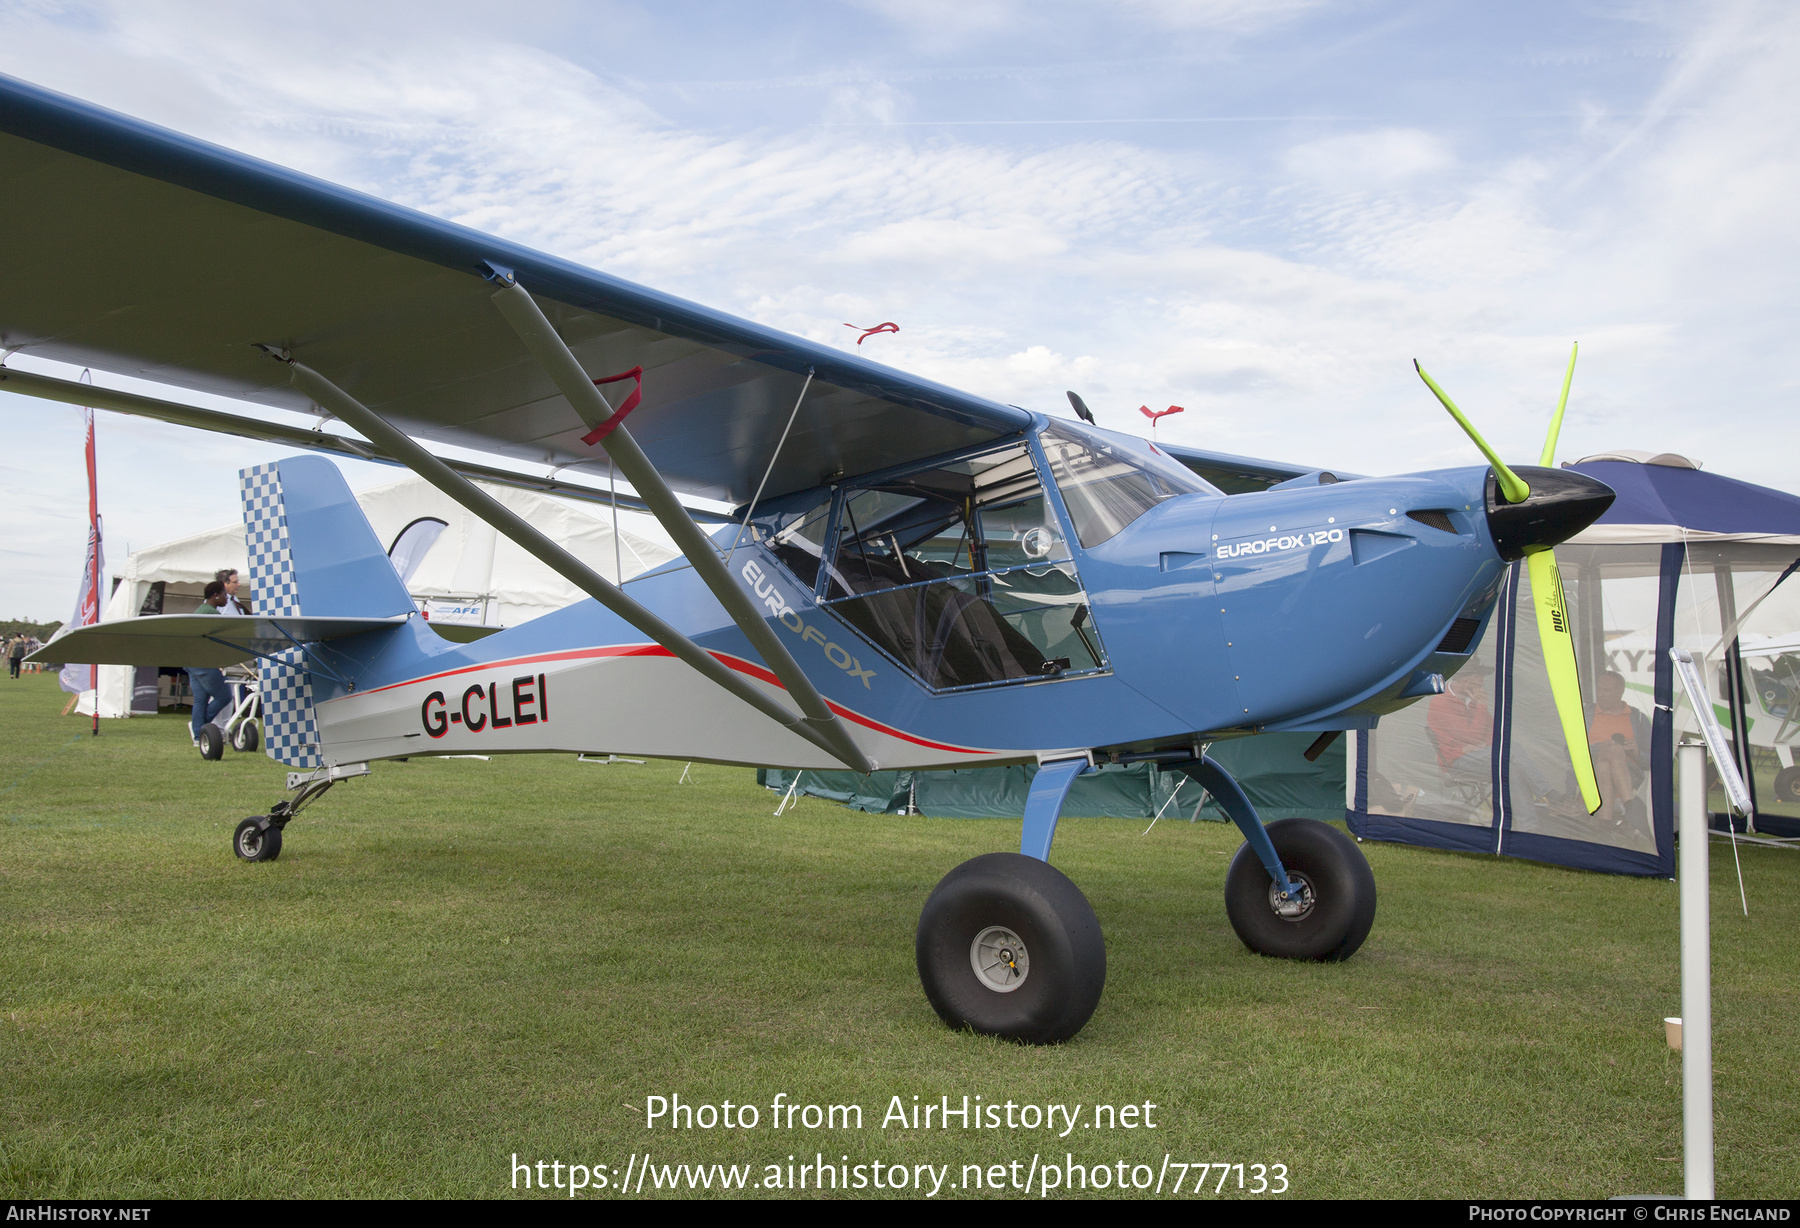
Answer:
[1284,128,1455,190]
[853,0,1325,48]
[1121,0,1327,34]
[832,216,1069,265]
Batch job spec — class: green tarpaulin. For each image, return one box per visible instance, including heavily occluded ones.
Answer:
[758,732,1347,822]
[1195,733,1349,823]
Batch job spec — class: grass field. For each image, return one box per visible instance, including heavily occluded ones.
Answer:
[1,670,1794,1200]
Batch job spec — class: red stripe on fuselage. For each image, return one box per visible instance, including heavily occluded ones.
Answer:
[323,643,988,756]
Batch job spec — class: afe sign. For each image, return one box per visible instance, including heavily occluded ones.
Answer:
[421,673,548,738]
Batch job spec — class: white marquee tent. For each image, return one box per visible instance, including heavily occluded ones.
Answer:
[72,473,678,717]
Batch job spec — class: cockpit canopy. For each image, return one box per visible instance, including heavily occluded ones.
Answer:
[746,421,1218,693]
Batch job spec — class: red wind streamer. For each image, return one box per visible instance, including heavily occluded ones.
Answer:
[581,366,644,446]
[844,321,899,345]
[1139,405,1185,423]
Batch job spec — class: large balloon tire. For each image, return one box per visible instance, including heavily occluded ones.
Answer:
[916,852,1105,1045]
[1773,766,1800,805]
[1224,819,1375,962]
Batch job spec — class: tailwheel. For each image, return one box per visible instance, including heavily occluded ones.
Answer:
[1225,818,1375,961]
[916,852,1105,1044]
[233,816,283,862]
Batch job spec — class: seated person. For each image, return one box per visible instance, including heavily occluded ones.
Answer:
[1588,670,1651,823]
[1366,770,1421,817]
[1427,665,1492,781]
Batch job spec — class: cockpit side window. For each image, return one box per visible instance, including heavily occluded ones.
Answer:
[812,441,1104,692]
[1040,421,1215,547]
[754,490,835,591]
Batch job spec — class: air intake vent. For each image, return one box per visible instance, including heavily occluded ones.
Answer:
[1408,509,1457,533]
[1436,617,1482,655]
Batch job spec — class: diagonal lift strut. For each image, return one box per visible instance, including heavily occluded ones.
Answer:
[269,352,871,773]
[484,271,873,775]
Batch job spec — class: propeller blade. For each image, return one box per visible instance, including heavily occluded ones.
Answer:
[1526,549,1602,814]
[1539,342,1578,467]
[1414,360,1532,504]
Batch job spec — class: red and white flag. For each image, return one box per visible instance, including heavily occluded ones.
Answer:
[58,406,104,696]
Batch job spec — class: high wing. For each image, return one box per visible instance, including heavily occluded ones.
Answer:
[29,614,410,669]
[0,73,1030,508]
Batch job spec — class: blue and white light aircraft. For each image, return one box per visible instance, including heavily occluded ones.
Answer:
[5,75,1613,1042]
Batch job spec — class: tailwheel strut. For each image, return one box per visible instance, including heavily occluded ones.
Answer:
[232,762,370,863]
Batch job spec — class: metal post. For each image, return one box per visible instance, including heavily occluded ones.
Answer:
[1678,741,1714,1200]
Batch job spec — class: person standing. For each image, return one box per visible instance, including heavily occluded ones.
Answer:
[216,568,251,616]
[213,569,253,713]
[187,582,234,747]
[7,635,23,679]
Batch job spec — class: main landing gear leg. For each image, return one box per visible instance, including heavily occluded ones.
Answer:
[233,762,370,863]
[916,757,1106,1044]
[1175,755,1376,962]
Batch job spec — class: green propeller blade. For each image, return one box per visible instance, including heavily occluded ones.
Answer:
[1526,549,1602,814]
[1417,347,1601,816]
[1539,342,1578,467]
[1413,361,1531,503]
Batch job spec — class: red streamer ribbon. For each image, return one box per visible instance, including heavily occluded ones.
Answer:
[582,366,644,445]
[1139,404,1185,422]
[843,321,899,345]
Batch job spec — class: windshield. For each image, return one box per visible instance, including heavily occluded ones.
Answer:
[1040,421,1217,547]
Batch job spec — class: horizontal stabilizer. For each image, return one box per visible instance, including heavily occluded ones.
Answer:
[27,613,409,668]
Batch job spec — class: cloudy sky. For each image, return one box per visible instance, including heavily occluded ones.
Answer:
[2,0,1795,620]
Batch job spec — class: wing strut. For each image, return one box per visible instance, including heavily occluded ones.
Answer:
[269,352,870,772]
[0,365,732,521]
[484,272,875,775]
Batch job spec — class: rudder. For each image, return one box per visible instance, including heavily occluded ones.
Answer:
[240,456,414,766]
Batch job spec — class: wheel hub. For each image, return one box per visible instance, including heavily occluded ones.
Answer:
[970,925,1030,993]
[1268,872,1316,921]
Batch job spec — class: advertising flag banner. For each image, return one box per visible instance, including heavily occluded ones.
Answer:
[58,406,103,699]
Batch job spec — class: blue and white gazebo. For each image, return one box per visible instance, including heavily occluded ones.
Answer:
[1347,452,1800,876]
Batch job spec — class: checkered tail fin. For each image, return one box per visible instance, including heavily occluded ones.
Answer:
[239,456,416,767]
